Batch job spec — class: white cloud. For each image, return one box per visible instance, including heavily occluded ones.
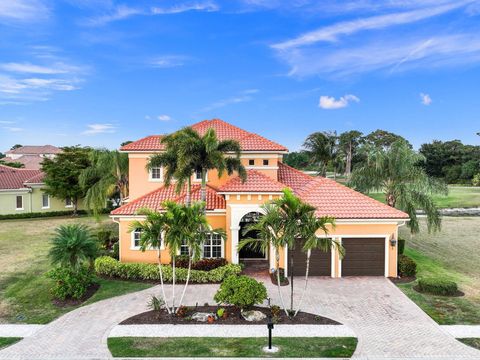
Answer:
[0,120,15,124]
[272,2,470,50]
[0,62,80,74]
[200,89,259,112]
[0,0,50,23]
[82,124,116,135]
[2,126,24,132]
[149,55,189,69]
[86,1,219,26]
[420,93,432,105]
[319,94,359,109]
[157,115,172,121]
[144,115,151,120]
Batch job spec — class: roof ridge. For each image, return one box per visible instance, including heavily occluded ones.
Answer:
[0,164,41,172]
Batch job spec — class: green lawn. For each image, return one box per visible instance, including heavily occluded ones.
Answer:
[369,186,480,209]
[458,338,480,350]
[397,217,480,324]
[0,216,152,324]
[0,337,21,350]
[108,337,358,358]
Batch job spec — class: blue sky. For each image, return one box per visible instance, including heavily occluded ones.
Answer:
[1,0,480,152]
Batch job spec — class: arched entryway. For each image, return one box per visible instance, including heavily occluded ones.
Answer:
[238,211,266,260]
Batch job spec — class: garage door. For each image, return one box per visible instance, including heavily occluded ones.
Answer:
[342,238,385,276]
[288,240,331,276]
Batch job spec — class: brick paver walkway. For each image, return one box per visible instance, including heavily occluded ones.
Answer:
[0,277,479,359]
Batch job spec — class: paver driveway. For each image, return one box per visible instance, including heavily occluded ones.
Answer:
[1,277,479,359]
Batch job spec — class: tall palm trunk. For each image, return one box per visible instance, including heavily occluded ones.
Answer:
[294,249,311,317]
[201,169,207,213]
[171,255,176,314]
[386,193,396,207]
[156,239,171,314]
[346,142,352,179]
[178,246,193,308]
[186,177,191,207]
[275,248,289,317]
[289,243,295,314]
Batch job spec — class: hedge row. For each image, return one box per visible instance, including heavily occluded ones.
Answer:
[94,256,242,283]
[417,277,459,296]
[0,208,111,221]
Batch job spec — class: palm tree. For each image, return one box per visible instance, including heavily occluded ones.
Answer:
[238,203,289,316]
[273,188,316,313]
[175,127,247,206]
[295,213,340,316]
[303,131,339,178]
[130,209,171,313]
[80,149,129,217]
[350,140,447,233]
[49,224,98,270]
[147,131,194,206]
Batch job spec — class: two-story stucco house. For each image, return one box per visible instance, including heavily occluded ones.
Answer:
[111,119,409,278]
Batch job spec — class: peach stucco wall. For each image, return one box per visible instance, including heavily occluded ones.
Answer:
[118,214,226,264]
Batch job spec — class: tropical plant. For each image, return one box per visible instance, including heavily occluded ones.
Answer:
[47,266,95,300]
[172,127,247,207]
[338,130,363,179]
[350,140,447,233]
[214,275,267,310]
[49,224,98,270]
[295,213,340,316]
[303,131,339,177]
[79,149,129,217]
[42,146,92,215]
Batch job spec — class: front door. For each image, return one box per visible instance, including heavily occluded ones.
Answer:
[239,229,266,259]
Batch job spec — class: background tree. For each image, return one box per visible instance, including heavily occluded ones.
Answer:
[10,144,22,150]
[49,224,98,270]
[120,140,133,147]
[338,130,363,179]
[283,151,312,170]
[303,131,339,177]
[80,149,129,217]
[42,146,91,215]
[0,159,24,168]
[0,152,4,159]
[363,130,410,149]
[350,140,447,233]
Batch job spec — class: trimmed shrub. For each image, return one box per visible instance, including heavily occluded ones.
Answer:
[176,256,228,271]
[397,239,406,255]
[398,254,417,277]
[94,256,241,283]
[214,275,267,309]
[47,267,95,300]
[417,277,459,296]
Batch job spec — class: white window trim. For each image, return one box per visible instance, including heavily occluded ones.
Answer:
[15,195,24,211]
[41,194,50,209]
[193,169,208,183]
[148,167,164,182]
[130,229,142,250]
[65,197,73,208]
[202,233,225,259]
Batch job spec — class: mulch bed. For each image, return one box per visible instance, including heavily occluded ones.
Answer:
[52,283,100,307]
[120,305,341,325]
[389,276,416,284]
[412,285,465,297]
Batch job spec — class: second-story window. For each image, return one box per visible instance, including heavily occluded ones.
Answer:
[150,167,163,181]
[195,169,202,181]
[263,159,269,166]
[248,159,255,166]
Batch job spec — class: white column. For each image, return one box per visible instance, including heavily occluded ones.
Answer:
[230,226,240,264]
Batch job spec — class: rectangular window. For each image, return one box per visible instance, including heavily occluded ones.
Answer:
[248,159,255,166]
[132,228,142,249]
[150,167,163,181]
[195,169,202,181]
[180,240,189,256]
[65,197,72,207]
[42,193,50,208]
[15,195,23,210]
[203,233,222,258]
[263,159,269,166]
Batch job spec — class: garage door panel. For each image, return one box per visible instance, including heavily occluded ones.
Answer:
[289,240,331,276]
[342,238,385,276]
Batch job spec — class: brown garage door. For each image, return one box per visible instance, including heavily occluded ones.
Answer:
[288,240,331,276]
[342,238,385,276]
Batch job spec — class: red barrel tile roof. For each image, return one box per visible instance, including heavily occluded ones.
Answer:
[120,119,287,152]
[0,165,44,189]
[218,170,285,193]
[111,184,226,215]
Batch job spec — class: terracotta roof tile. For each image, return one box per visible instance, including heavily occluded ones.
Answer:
[4,155,45,170]
[278,163,409,219]
[0,165,43,189]
[120,119,287,152]
[218,170,285,193]
[6,145,61,155]
[111,184,226,215]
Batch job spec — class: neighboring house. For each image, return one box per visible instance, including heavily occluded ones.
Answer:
[3,145,61,170]
[111,119,409,278]
[0,164,83,215]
